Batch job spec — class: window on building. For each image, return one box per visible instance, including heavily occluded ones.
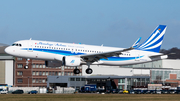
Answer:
[17,58,23,60]
[55,72,58,76]
[32,64,35,68]
[39,79,42,83]
[36,64,39,68]
[76,78,80,81]
[39,72,42,76]
[118,79,125,83]
[36,79,39,83]
[17,64,23,68]
[43,72,45,76]
[32,71,35,75]
[17,79,23,83]
[58,72,61,76]
[43,65,46,68]
[46,72,48,76]
[118,85,123,89]
[49,72,51,75]
[39,64,42,68]
[42,79,45,83]
[32,79,35,83]
[52,72,55,76]
[17,71,23,75]
[64,72,67,76]
[36,71,39,75]
[70,78,75,81]
[81,78,86,81]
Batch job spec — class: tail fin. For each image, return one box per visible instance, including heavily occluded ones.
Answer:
[136,25,167,53]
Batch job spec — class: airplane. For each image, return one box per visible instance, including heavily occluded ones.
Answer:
[5,25,167,74]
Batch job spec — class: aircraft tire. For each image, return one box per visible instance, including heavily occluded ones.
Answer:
[73,69,80,74]
[24,65,29,69]
[86,68,93,74]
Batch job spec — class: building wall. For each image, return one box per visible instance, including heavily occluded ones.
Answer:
[0,61,5,84]
[162,59,180,69]
[151,69,180,83]
[5,60,14,86]
[82,65,133,76]
[0,59,14,86]
[14,57,82,87]
[122,60,162,68]
[122,59,180,69]
[82,65,150,76]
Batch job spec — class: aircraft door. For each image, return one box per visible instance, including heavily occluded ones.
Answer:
[28,40,33,52]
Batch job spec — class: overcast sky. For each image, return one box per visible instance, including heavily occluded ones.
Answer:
[0,0,180,49]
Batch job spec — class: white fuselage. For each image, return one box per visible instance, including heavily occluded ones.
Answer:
[5,40,165,66]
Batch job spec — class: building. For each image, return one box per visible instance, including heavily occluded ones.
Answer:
[14,57,82,87]
[0,44,14,86]
[47,59,180,90]
[47,75,150,90]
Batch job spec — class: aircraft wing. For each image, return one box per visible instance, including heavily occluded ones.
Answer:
[80,37,141,62]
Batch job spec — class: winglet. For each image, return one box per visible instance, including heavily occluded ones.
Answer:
[132,37,141,48]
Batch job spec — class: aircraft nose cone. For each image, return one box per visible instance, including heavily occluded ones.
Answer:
[5,47,11,55]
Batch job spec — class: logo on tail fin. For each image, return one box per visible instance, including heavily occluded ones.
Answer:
[136,25,167,53]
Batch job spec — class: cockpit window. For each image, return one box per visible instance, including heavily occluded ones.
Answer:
[12,43,22,47]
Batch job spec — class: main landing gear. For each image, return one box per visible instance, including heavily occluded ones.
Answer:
[73,66,93,74]
[86,68,93,74]
[86,62,93,74]
[73,67,80,74]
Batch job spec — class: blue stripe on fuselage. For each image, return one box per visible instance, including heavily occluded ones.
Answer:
[21,48,144,61]
[100,56,144,61]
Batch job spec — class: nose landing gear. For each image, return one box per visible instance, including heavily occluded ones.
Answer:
[24,58,30,69]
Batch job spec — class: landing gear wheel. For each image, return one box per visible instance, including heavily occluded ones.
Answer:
[86,68,93,74]
[24,65,29,69]
[73,69,80,74]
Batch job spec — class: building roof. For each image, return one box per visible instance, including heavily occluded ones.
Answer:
[0,44,13,60]
[0,46,8,54]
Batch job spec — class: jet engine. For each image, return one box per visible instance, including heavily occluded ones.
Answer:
[62,56,81,67]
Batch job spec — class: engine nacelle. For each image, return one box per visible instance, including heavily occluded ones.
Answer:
[62,56,81,67]
[45,60,62,67]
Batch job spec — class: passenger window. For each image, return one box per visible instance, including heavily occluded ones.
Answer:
[19,44,22,46]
